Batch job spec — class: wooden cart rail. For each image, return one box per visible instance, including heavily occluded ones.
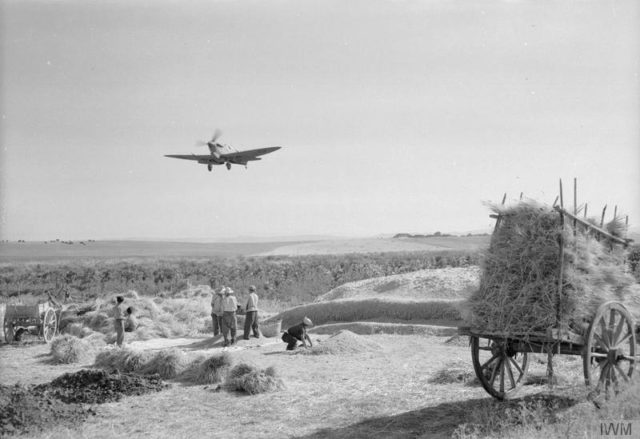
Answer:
[5,304,47,319]
[458,326,586,356]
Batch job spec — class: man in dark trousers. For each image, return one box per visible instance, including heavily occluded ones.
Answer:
[220,287,238,347]
[282,317,313,350]
[243,285,260,340]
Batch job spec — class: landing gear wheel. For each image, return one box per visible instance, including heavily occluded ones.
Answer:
[584,301,636,398]
[208,164,212,172]
[226,162,231,170]
[42,308,58,343]
[471,336,529,399]
[4,321,14,343]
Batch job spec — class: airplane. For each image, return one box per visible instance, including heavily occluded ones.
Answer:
[165,130,281,171]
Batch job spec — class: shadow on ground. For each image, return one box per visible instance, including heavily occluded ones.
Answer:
[175,337,223,350]
[296,394,578,439]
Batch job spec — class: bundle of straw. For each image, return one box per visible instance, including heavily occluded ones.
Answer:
[468,201,638,337]
[50,334,103,364]
[140,348,189,379]
[184,353,232,384]
[226,363,284,395]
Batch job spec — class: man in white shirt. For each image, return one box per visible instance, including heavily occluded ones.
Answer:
[243,285,260,340]
[112,296,125,347]
[220,287,238,347]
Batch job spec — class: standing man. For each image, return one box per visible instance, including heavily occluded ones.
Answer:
[211,287,224,337]
[243,285,260,340]
[221,287,238,347]
[281,317,313,351]
[113,295,125,347]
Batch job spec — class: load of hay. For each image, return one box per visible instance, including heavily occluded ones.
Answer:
[468,200,639,338]
[226,363,284,395]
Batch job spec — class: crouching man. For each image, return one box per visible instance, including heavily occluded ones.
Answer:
[281,317,313,351]
[124,307,139,332]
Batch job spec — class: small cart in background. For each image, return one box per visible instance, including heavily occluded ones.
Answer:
[3,302,59,343]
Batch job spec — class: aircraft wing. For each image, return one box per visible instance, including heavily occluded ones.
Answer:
[220,146,281,164]
[164,154,211,161]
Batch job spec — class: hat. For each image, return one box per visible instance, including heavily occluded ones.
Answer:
[249,285,256,292]
[302,317,313,326]
[226,288,234,295]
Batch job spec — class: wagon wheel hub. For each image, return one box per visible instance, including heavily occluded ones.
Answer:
[606,348,619,364]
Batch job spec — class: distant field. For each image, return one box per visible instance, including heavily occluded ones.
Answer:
[0,240,298,263]
[0,236,489,263]
[253,235,490,256]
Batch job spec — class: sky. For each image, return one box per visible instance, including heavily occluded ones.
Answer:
[1,0,638,241]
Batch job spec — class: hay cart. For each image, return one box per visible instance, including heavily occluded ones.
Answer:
[3,302,59,343]
[459,183,638,400]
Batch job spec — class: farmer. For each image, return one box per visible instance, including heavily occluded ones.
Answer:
[281,317,313,351]
[220,287,238,347]
[112,296,125,346]
[243,285,260,340]
[124,307,139,332]
[210,287,224,337]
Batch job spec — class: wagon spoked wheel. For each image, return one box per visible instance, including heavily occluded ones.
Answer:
[584,301,636,398]
[471,336,529,400]
[42,308,58,343]
[3,321,14,343]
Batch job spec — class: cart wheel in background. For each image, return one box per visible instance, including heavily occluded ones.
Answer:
[42,308,58,343]
[4,321,14,343]
[584,301,636,397]
[471,335,529,400]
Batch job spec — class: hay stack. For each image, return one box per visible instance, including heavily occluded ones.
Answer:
[226,363,284,395]
[468,201,638,337]
[180,353,232,384]
[50,334,103,364]
[260,320,281,338]
[140,348,189,379]
[122,349,155,372]
[63,323,95,338]
[196,353,232,384]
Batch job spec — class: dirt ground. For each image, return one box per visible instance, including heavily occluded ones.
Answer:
[0,333,586,439]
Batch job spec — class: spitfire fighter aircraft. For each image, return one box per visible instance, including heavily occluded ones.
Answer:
[165,130,281,171]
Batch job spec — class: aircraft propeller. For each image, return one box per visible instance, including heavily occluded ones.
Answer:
[195,129,222,147]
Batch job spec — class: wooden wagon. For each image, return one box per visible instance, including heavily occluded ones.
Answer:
[3,302,59,343]
[459,181,638,400]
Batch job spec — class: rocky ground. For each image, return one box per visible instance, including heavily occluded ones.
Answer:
[0,369,167,436]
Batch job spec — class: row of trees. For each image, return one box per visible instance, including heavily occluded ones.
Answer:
[0,250,481,306]
[4,244,637,308]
